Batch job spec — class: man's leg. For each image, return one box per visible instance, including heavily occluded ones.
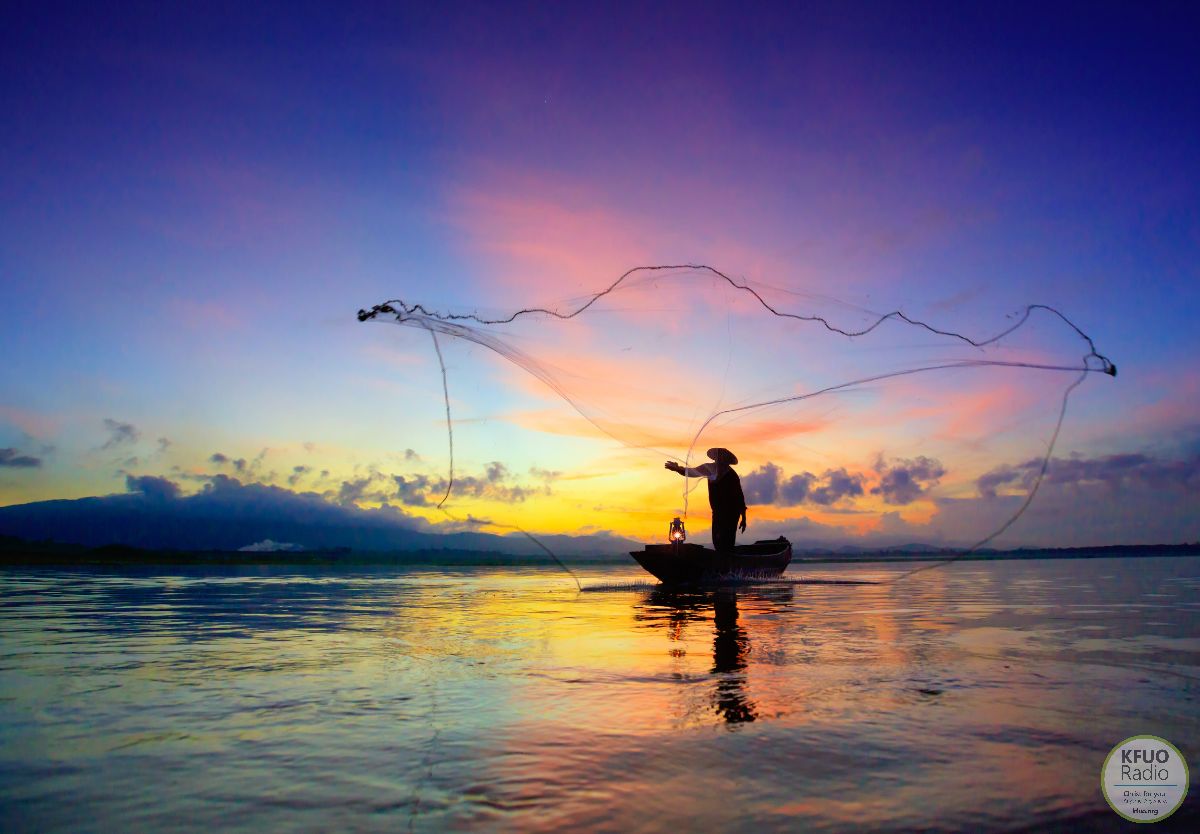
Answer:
[712,513,737,551]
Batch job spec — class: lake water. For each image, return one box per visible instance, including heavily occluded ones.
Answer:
[2,557,1198,832]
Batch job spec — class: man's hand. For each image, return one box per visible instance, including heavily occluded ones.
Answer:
[739,513,747,534]
[665,461,682,473]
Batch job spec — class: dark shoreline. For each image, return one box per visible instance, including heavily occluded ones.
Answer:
[793,542,1200,565]
[2,536,1198,568]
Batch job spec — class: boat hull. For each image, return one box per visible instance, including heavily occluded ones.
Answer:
[630,538,792,585]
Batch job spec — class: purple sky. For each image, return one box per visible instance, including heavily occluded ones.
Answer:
[1,2,1198,547]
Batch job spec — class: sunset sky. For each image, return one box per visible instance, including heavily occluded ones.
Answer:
[2,2,1198,548]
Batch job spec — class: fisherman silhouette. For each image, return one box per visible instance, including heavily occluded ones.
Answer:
[664,447,748,552]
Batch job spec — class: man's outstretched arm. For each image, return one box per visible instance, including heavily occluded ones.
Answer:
[665,461,714,478]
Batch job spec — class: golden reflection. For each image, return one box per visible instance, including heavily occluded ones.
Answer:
[634,585,794,725]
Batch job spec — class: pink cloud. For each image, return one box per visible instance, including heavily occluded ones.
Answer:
[1112,367,1200,440]
[0,405,64,438]
[446,180,663,303]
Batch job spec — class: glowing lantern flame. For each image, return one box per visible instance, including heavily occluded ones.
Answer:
[669,517,686,543]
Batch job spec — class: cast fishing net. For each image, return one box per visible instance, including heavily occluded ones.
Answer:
[358,264,1115,584]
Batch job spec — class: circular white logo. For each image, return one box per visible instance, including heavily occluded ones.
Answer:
[1102,735,1189,823]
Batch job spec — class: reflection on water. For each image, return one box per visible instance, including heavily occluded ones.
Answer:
[636,586,798,725]
[711,591,757,724]
[1,557,1199,832]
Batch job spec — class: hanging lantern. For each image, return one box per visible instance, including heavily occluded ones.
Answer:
[669,517,686,543]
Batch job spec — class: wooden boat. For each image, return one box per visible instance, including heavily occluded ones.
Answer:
[630,537,792,585]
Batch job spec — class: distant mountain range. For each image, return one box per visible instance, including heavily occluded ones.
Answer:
[796,542,959,554]
[0,476,641,557]
[3,478,1197,562]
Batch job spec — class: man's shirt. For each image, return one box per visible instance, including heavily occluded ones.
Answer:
[681,463,747,515]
